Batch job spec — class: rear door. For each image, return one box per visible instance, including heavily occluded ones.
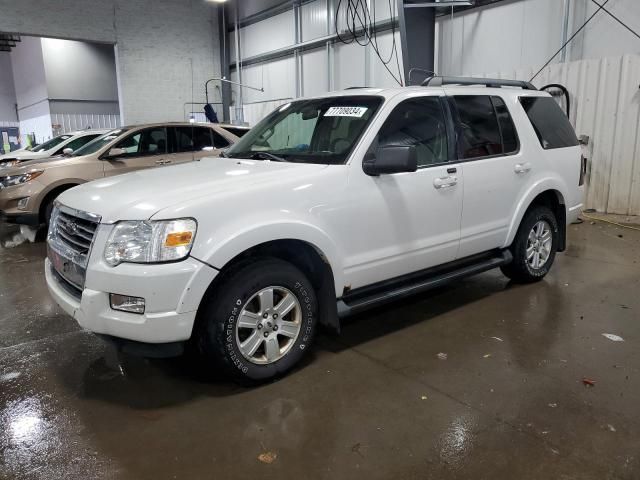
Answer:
[169,126,221,162]
[103,127,169,176]
[449,94,524,257]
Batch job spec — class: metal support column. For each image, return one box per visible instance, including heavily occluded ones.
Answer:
[234,3,244,124]
[397,0,436,84]
[218,4,232,123]
[294,0,303,98]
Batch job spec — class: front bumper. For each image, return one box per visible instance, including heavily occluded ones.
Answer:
[45,256,218,344]
[0,210,40,226]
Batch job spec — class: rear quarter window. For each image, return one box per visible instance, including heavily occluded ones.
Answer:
[519,96,578,149]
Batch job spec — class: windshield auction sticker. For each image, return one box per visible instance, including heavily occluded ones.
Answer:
[324,106,368,117]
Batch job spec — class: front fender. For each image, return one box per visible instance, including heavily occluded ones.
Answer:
[192,218,344,296]
[505,176,568,247]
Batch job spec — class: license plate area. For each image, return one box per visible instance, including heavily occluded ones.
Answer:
[47,245,86,291]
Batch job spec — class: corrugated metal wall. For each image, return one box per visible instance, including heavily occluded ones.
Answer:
[229,0,402,126]
[482,54,640,216]
[50,113,121,135]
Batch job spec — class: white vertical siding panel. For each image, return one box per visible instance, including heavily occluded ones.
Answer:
[334,41,366,89]
[240,10,295,59]
[609,55,640,214]
[482,54,640,215]
[302,0,328,42]
[302,47,330,97]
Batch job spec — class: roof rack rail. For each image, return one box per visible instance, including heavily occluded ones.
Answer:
[421,76,537,90]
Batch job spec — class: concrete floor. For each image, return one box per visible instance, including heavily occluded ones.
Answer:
[0,220,639,480]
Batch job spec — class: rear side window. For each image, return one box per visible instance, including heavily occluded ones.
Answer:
[520,96,578,149]
[453,96,503,159]
[212,131,230,148]
[492,97,519,154]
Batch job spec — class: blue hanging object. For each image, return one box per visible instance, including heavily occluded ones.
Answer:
[204,104,219,123]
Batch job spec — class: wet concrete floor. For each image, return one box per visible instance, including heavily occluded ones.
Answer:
[0,220,639,479]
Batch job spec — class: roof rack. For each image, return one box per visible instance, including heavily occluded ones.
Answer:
[421,76,537,90]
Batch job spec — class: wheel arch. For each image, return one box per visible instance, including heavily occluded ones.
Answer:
[507,184,567,251]
[197,238,341,333]
[38,181,83,223]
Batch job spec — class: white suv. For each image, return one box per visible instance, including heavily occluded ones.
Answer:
[45,77,585,383]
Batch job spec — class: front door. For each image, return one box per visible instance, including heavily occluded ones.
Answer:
[343,96,463,290]
[103,127,169,176]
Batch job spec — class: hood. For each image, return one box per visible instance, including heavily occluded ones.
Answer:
[58,158,329,223]
[0,155,76,175]
[0,150,46,162]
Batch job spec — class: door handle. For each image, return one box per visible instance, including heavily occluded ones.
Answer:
[155,158,172,165]
[514,162,531,174]
[433,176,458,189]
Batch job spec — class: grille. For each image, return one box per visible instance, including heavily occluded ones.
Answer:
[54,209,98,259]
[47,204,101,292]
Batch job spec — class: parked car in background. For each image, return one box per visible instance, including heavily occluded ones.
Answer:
[0,122,240,226]
[0,130,108,168]
[218,124,250,138]
[44,78,585,384]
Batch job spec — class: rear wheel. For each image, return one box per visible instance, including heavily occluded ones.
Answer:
[196,257,318,384]
[501,205,559,283]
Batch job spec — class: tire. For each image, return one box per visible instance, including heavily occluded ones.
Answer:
[501,205,559,283]
[196,257,318,384]
[44,199,55,227]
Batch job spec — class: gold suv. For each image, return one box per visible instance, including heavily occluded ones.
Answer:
[0,122,245,226]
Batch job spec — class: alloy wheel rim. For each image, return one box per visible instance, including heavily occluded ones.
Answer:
[526,220,553,269]
[235,286,302,365]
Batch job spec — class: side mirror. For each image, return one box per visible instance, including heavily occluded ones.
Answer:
[106,147,126,159]
[62,148,73,156]
[363,145,418,176]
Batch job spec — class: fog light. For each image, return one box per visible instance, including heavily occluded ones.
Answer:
[17,197,29,210]
[110,294,145,314]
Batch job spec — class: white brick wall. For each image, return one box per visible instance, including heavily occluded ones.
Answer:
[0,0,220,125]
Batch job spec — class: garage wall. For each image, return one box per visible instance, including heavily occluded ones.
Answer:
[0,0,220,125]
[228,0,403,125]
[478,54,640,216]
[437,0,640,215]
[436,0,640,75]
[9,37,53,142]
[0,53,17,124]
[41,38,119,114]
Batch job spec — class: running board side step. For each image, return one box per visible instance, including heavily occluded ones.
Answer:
[337,250,512,318]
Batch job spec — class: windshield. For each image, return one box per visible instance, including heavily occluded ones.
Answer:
[32,135,72,152]
[73,129,128,157]
[225,96,383,164]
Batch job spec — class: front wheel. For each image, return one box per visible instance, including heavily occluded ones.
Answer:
[196,257,318,384]
[501,205,559,283]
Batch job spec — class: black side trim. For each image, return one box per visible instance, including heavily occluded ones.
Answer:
[337,250,512,317]
[96,334,185,358]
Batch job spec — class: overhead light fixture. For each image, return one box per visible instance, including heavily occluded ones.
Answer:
[207,0,228,3]
[404,1,474,7]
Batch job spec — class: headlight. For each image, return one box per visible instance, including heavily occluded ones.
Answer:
[0,170,43,188]
[104,218,197,266]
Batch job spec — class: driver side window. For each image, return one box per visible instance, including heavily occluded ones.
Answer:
[255,112,317,152]
[376,97,449,167]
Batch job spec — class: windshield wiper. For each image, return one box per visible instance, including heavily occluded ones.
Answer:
[249,152,286,162]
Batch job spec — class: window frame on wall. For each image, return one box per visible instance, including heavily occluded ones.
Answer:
[448,94,521,162]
